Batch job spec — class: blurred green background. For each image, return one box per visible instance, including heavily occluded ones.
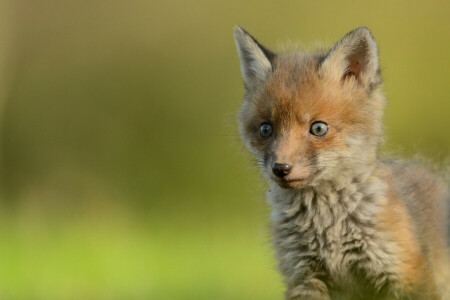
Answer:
[0,1,448,299]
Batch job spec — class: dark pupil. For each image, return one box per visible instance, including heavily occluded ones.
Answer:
[261,125,271,136]
[315,125,322,132]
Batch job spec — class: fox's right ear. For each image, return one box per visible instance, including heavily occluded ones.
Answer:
[233,26,275,91]
[320,27,380,91]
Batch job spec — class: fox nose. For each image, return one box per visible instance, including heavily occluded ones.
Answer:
[272,163,292,178]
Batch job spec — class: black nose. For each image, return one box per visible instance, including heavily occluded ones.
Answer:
[272,163,292,178]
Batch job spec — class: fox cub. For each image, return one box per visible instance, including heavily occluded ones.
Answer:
[233,26,449,299]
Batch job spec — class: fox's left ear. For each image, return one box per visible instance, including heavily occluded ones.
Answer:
[233,26,276,91]
[320,27,381,90]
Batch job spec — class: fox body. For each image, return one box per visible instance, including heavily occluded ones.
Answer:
[233,27,449,299]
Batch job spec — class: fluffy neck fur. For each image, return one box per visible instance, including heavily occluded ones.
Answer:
[267,165,410,298]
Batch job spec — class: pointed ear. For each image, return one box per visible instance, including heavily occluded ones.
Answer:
[233,26,275,91]
[320,27,381,90]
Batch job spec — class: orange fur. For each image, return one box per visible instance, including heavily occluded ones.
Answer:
[377,172,439,298]
[234,26,449,299]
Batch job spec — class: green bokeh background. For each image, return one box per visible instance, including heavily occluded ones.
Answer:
[0,1,448,299]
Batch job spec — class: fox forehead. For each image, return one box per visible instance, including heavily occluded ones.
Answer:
[250,53,369,132]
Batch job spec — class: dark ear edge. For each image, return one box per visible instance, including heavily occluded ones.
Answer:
[321,27,381,89]
[233,26,276,91]
[236,26,276,66]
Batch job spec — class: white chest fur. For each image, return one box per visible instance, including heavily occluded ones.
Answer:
[267,175,400,290]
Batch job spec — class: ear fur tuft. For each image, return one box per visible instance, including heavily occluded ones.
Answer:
[320,27,380,90]
[233,26,275,91]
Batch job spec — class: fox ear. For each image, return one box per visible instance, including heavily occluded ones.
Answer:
[320,27,380,90]
[233,26,275,91]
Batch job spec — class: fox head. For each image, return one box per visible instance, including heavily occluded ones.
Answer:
[234,27,385,189]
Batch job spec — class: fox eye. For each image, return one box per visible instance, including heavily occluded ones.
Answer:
[260,123,273,138]
[310,121,328,137]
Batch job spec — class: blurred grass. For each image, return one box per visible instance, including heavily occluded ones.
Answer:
[0,0,448,299]
[0,206,282,300]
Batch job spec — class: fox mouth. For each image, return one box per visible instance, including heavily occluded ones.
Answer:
[271,169,323,189]
[273,177,308,189]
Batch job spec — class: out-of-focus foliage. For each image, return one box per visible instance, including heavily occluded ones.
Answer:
[0,1,448,299]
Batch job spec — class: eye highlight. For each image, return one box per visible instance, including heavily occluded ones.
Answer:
[260,123,273,138]
[310,121,328,137]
